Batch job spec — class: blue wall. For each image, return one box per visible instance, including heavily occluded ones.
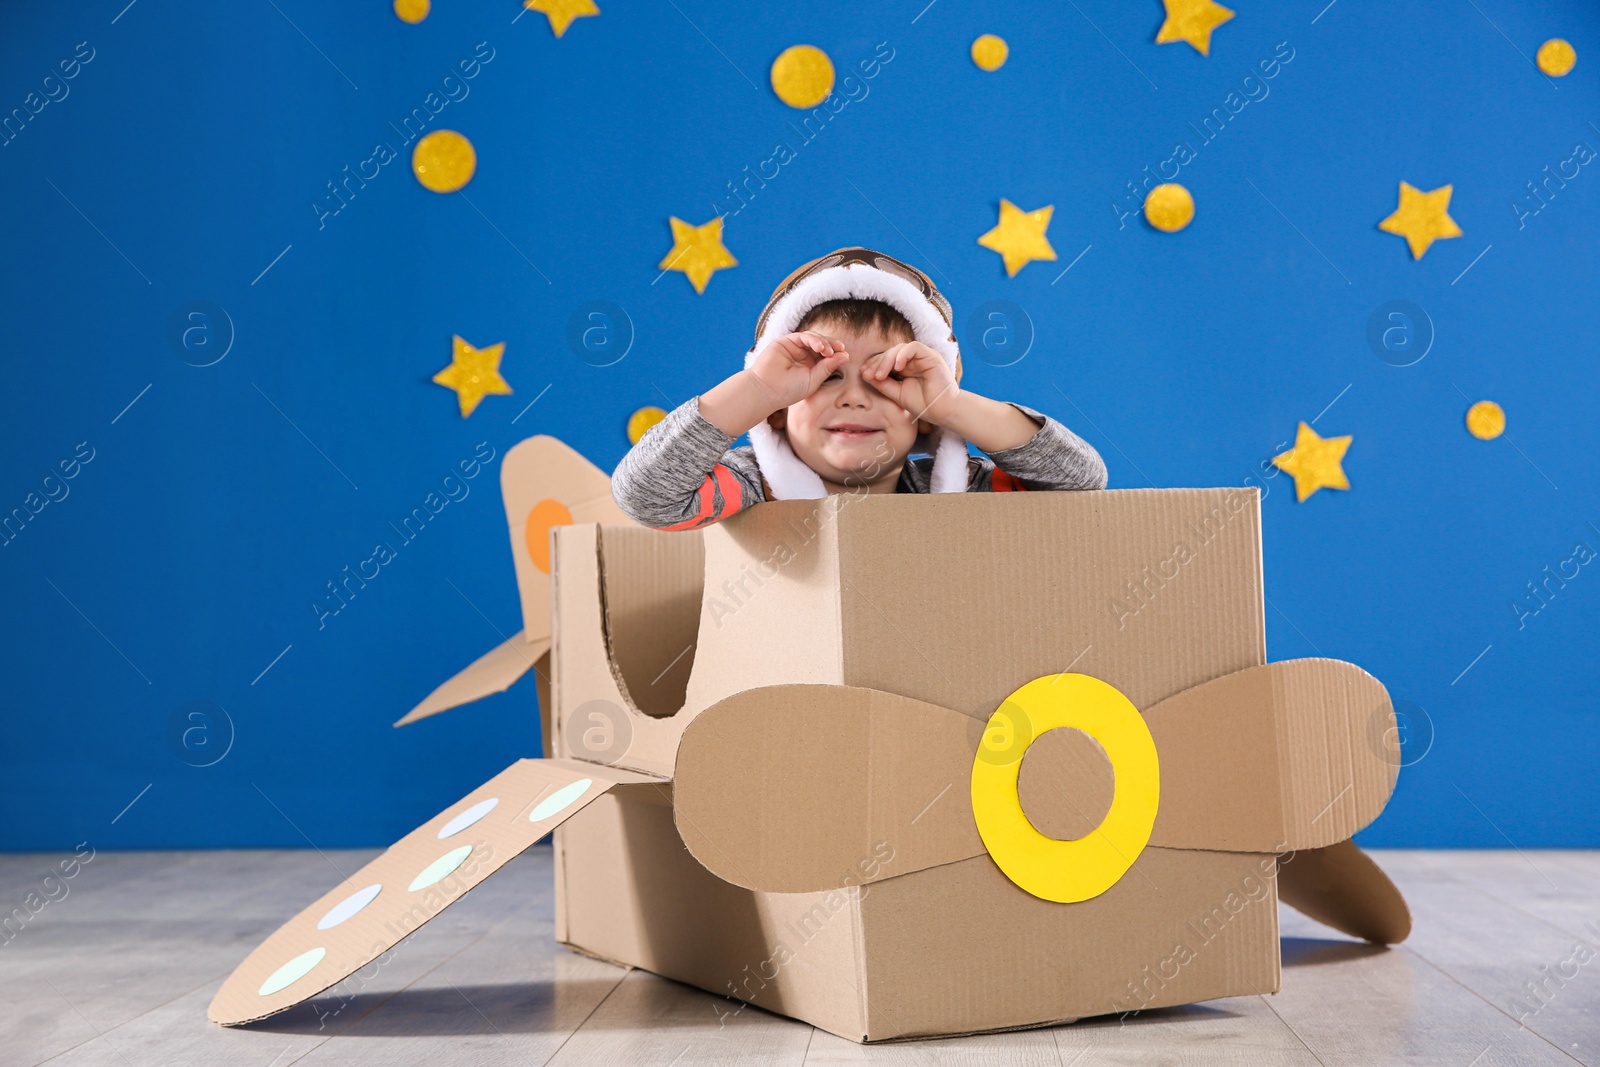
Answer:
[2,0,1595,851]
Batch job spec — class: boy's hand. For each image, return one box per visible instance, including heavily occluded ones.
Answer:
[861,341,960,425]
[746,331,850,411]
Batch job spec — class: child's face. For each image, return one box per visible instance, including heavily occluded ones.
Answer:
[768,321,920,489]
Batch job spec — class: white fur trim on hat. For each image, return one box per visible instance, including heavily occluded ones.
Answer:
[743,262,968,500]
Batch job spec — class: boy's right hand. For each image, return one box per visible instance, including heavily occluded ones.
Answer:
[746,332,850,411]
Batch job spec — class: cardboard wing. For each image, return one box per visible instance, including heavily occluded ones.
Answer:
[673,658,1411,943]
[394,633,549,727]
[208,757,662,1026]
[395,436,635,728]
[1276,838,1412,944]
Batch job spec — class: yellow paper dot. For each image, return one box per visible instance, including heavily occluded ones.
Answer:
[1144,183,1194,232]
[971,34,1009,71]
[393,0,430,24]
[412,130,476,193]
[1537,38,1576,77]
[1466,400,1505,440]
[770,45,835,109]
[627,406,667,444]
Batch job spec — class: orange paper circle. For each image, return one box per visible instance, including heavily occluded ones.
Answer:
[412,130,477,193]
[971,34,1009,71]
[1466,400,1505,440]
[1144,183,1194,232]
[770,45,835,109]
[1537,38,1576,77]
[628,406,667,444]
[525,498,574,574]
[393,0,430,24]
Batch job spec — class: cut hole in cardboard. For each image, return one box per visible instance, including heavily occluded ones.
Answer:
[596,525,704,718]
[1016,726,1115,841]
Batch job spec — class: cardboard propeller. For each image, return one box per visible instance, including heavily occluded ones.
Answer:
[673,658,1410,941]
[208,758,662,1026]
[393,436,636,728]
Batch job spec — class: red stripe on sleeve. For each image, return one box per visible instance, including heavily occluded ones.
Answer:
[710,463,743,518]
[656,475,718,530]
[991,469,1029,492]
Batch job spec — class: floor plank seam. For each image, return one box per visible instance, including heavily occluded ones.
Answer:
[443,972,561,1064]
[32,968,243,1067]
[1256,993,1331,1067]
[12,850,1600,1064]
[33,973,142,1067]
[1412,851,1600,949]
[531,966,633,1067]
[25,851,398,1067]
[1400,944,1589,1066]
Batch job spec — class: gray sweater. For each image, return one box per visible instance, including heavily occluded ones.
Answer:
[611,395,1109,531]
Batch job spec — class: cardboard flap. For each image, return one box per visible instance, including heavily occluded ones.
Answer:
[1143,658,1399,852]
[394,633,548,727]
[1276,838,1412,945]
[208,757,661,1026]
[673,683,983,893]
[501,436,635,648]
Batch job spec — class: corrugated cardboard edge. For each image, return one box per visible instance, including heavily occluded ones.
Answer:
[848,871,871,1041]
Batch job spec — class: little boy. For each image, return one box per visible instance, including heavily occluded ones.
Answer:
[612,247,1107,530]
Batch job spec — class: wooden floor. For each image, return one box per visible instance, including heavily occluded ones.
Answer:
[2,847,1595,1066]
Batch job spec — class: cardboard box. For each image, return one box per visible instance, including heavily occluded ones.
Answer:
[209,440,1411,1041]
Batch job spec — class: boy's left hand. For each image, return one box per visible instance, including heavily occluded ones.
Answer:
[861,341,959,425]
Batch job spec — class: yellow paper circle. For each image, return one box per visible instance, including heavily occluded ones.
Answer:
[412,130,477,193]
[770,45,835,109]
[525,498,574,575]
[627,406,667,444]
[971,34,1009,71]
[1144,183,1194,232]
[1466,400,1506,440]
[970,673,1160,904]
[1536,38,1576,77]
[393,0,430,24]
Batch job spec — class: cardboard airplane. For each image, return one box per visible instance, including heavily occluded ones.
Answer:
[210,436,1412,1041]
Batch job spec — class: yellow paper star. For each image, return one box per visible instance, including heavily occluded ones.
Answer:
[433,335,512,418]
[523,0,598,38]
[659,216,738,293]
[1378,181,1463,260]
[1271,422,1352,502]
[1155,0,1235,56]
[977,199,1057,276]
